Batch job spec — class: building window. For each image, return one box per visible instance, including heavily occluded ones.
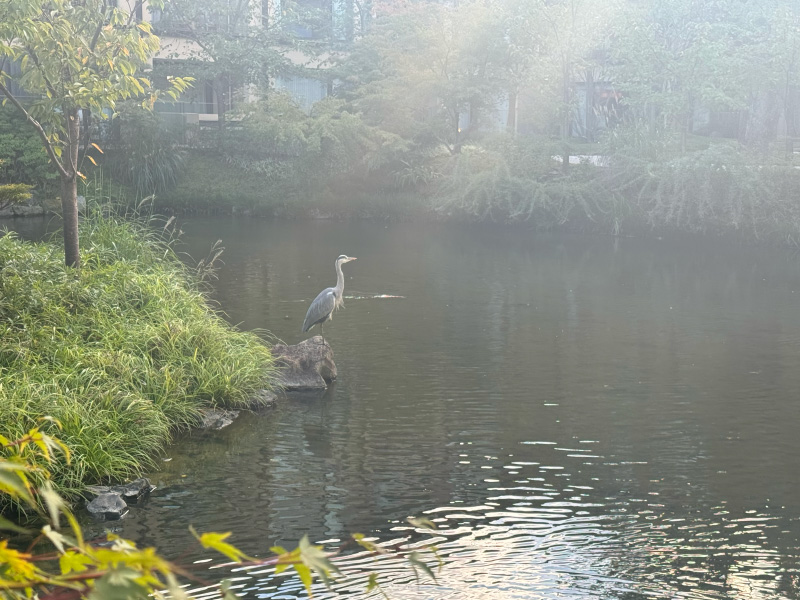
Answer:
[275,76,327,112]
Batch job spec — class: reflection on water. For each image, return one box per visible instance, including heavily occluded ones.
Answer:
[4,217,800,599]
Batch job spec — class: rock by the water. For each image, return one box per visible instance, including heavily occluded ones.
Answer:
[0,198,45,217]
[198,408,241,430]
[272,336,337,389]
[249,389,278,407]
[85,477,153,503]
[115,478,153,501]
[87,493,128,520]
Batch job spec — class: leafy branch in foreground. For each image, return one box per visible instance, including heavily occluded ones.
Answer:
[1,426,442,599]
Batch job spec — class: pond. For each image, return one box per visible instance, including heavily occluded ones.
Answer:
[5,216,800,599]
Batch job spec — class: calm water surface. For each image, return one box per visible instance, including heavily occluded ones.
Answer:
[6,217,800,599]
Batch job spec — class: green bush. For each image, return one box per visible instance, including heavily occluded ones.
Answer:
[157,151,298,214]
[431,140,603,227]
[0,110,56,193]
[0,183,32,211]
[603,143,800,240]
[427,133,800,242]
[0,212,274,499]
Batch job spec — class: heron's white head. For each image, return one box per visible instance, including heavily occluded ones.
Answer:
[336,255,357,264]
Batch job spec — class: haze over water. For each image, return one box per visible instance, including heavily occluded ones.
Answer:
[11,216,800,599]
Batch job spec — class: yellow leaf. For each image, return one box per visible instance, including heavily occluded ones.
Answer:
[87,155,97,166]
[91,143,104,154]
[190,526,252,563]
[60,550,94,574]
[0,541,37,579]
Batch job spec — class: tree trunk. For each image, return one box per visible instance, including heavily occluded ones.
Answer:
[360,0,373,34]
[506,90,518,135]
[453,106,462,154]
[61,174,80,268]
[560,62,571,172]
[61,108,81,269]
[584,69,595,142]
[215,78,227,132]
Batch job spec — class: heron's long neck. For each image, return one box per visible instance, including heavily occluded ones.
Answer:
[334,261,345,297]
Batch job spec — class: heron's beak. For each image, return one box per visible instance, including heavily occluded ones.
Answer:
[349,257,357,262]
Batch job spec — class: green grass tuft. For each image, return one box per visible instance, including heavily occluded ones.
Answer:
[0,211,274,501]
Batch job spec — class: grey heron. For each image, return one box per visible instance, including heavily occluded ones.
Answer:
[301,255,357,344]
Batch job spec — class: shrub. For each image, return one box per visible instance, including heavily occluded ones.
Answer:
[0,183,32,211]
[0,110,56,193]
[603,143,800,240]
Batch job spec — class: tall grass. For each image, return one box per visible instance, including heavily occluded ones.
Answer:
[0,211,274,501]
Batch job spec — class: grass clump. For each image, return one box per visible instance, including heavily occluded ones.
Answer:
[0,212,274,501]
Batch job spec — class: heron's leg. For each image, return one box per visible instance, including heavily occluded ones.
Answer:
[320,323,326,346]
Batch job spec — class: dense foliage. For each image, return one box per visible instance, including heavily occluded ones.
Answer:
[106,104,186,198]
[140,0,800,241]
[0,213,275,499]
[0,111,56,194]
[4,0,800,241]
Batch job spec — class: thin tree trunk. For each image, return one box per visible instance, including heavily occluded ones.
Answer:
[506,90,518,135]
[584,69,594,142]
[453,105,462,154]
[680,111,689,153]
[61,108,81,269]
[215,78,227,132]
[561,61,570,172]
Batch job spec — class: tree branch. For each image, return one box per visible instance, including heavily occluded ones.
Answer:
[0,80,69,179]
[89,0,110,51]
[23,45,60,99]
[125,0,147,27]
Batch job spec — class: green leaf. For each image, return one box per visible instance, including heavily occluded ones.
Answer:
[0,515,29,535]
[366,572,380,591]
[294,563,313,595]
[87,567,150,600]
[190,526,252,563]
[0,466,34,506]
[59,549,94,575]
[298,535,339,588]
[352,533,387,554]
[220,579,239,600]
[366,572,390,599]
[408,551,437,583]
[272,546,300,574]
[407,516,437,530]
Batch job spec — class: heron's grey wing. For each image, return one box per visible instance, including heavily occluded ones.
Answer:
[301,288,336,332]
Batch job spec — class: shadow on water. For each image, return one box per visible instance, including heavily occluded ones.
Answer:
[3,216,800,599]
